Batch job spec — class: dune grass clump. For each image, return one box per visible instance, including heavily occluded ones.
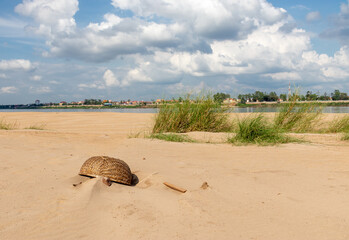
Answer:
[0,118,19,130]
[229,114,296,145]
[26,123,47,130]
[342,132,349,141]
[274,97,322,133]
[152,95,231,133]
[150,133,196,143]
[327,115,349,133]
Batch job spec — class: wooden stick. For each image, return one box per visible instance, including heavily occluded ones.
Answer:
[163,182,187,193]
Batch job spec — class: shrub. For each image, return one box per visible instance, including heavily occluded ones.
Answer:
[327,115,349,133]
[152,94,231,133]
[0,118,18,130]
[229,114,296,145]
[274,96,322,132]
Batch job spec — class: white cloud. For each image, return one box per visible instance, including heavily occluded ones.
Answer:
[306,11,321,22]
[0,59,33,71]
[0,86,17,94]
[15,0,78,35]
[264,72,301,80]
[0,73,7,79]
[30,75,42,81]
[103,69,120,87]
[321,0,349,43]
[78,82,105,90]
[15,0,289,62]
[8,0,349,99]
[29,86,52,93]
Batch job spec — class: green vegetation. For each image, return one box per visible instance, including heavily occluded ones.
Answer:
[228,114,297,145]
[327,115,349,133]
[150,133,195,143]
[274,96,322,133]
[152,94,231,133]
[237,89,349,102]
[25,123,47,130]
[0,118,19,130]
[342,132,349,141]
[213,92,230,104]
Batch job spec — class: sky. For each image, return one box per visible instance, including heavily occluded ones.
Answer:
[1,0,349,104]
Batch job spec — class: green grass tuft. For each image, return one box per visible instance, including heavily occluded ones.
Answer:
[152,94,232,133]
[0,118,19,130]
[327,115,349,133]
[341,132,349,141]
[229,114,299,145]
[150,133,196,143]
[25,123,46,130]
[274,96,322,133]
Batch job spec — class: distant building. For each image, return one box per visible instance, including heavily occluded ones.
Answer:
[35,100,40,105]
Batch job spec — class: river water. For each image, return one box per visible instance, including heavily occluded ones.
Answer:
[1,106,349,113]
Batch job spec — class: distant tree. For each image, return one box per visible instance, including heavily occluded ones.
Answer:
[240,97,246,104]
[279,94,287,101]
[213,92,231,104]
[252,91,264,102]
[305,91,318,101]
[84,99,102,105]
[340,92,348,100]
[268,92,279,101]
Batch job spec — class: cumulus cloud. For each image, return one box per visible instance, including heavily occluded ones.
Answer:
[264,72,301,80]
[0,86,17,94]
[0,59,33,71]
[30,75,42,81]
[29,86,52,93]
[306,11,321,22]
[103,69,120,87]
[0,73,7,79]
[321,0,349,43]
[15,0,78,35]
[15,0,289,62]
[10,0,349,98]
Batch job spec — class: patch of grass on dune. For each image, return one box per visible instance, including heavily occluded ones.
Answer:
[152,94,232,133]
[228,114,298,145]
[150,133,196,143]
[274,96,322,133]
[327,115,349,133]
[341,132,349,141]
[25,123,47,130]
[0,118,19,130]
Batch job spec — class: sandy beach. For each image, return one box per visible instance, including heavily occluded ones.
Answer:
[1,112,349,240]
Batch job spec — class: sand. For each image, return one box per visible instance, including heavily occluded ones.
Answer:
[0,112,349,240]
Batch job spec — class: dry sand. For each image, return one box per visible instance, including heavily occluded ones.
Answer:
[0,112,349,240]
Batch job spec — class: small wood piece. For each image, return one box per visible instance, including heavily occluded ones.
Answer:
[163,182,187,193]
[73,182,82,187]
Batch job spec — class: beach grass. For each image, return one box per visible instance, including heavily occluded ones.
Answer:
[228,114,297,145]
[327,115,349,133]
[342,132,349,141]
[152,94,232,133]
[150,133,196,143]
[25,123,47,130]
[274,96,322,133]
[0,118,19,130]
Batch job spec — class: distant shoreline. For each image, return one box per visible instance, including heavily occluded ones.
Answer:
[1,100,349,109]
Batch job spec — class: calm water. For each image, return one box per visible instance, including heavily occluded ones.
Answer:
[1,106,349,113]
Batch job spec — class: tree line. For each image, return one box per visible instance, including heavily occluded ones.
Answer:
[213,90,349,104]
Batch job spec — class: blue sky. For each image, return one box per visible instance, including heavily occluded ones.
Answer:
[1,0,349,104]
